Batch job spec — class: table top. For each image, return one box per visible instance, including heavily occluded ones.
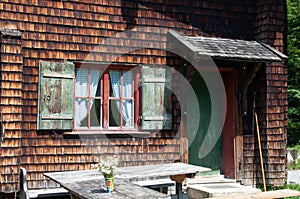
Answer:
[44,163,211,199]
[45,163,211,184]
[64,178,169,199]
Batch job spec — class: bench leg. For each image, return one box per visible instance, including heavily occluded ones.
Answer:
[20,168,30,199]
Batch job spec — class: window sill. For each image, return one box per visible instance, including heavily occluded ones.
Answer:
[63,130,150,138]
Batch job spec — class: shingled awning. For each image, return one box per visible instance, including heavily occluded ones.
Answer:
[167,30,287,62]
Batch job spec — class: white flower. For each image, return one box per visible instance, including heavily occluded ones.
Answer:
[92,155,119,178]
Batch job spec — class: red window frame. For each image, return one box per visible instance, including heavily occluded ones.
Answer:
[74,65,103,129]
[74,64,140,131]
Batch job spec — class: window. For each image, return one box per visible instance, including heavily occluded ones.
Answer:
[74,67,102,129]
[74,66,135,130]
[108,70,134,128]
[37,61,172,132]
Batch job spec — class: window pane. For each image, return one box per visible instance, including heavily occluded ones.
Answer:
[109,100,120,127]
[90,99,101,127]
[90,69,101,97]
[75,98,88,127]
[122,71,133,98]
[76,68,88,97]
[75,68,102,129]
[122,100,133,127]
[109,71,120,97]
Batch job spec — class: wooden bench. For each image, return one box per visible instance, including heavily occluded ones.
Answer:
[133,178,175,194]
[20,168,69,199]
[209,189,300,199]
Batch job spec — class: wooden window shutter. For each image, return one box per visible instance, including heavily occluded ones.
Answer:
[141,66,172,130]
[37,61,75,130]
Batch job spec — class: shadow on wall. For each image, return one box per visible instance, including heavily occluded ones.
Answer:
[120,0,256,39]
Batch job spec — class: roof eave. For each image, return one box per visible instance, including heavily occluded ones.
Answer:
[195,54,284,63]
[167,30,287,64]
[167,30,199,61]
[256,40,288,60]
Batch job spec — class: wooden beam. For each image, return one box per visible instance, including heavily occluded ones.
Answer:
[242,63,262,115]
[245,63,263,88]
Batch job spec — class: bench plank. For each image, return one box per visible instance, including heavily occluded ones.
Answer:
[20,168,69,199]
[133,178,175,187]
[209,189,300,199]
[29,188,68,198]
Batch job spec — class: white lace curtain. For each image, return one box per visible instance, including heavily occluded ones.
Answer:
[109,71,133,127]
[75,68,101,127]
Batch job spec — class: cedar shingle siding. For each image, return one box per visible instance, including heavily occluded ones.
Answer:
[252,0,287,186]
[0,29,23,193]
[0,0,287,193]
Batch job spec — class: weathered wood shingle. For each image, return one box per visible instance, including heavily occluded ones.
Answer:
[0,0,287,192]
[0,29,23,193]
[168,30,286,62]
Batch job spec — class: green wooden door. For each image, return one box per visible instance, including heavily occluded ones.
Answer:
[188,72,222,171]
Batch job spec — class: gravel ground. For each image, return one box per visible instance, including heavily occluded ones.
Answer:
[287,170,300,184]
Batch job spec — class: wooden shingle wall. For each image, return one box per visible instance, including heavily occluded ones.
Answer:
[243,135,259,186]
[0,29,23,193]
[243,0,287,186]
[242,66,268,186]
[0,0,286,192]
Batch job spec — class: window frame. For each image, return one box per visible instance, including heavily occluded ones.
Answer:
[73,63,141,132]
[74,65,103,130]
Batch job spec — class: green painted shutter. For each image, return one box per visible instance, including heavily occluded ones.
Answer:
[141,66,172,130]
[37,62,75,130]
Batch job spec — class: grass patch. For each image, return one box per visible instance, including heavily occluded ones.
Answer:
[288,144,300,170]
[289,161,300,170]
[288,145,300,154]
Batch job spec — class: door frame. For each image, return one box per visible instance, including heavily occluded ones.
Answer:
[221,70,237,179]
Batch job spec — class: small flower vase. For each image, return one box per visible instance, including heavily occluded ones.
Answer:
[105,177,114,193]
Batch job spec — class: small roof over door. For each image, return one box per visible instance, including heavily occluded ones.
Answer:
[167,30,287,63]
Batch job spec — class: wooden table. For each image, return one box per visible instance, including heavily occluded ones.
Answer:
[44,163,211,199]
[56,178,169,199]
